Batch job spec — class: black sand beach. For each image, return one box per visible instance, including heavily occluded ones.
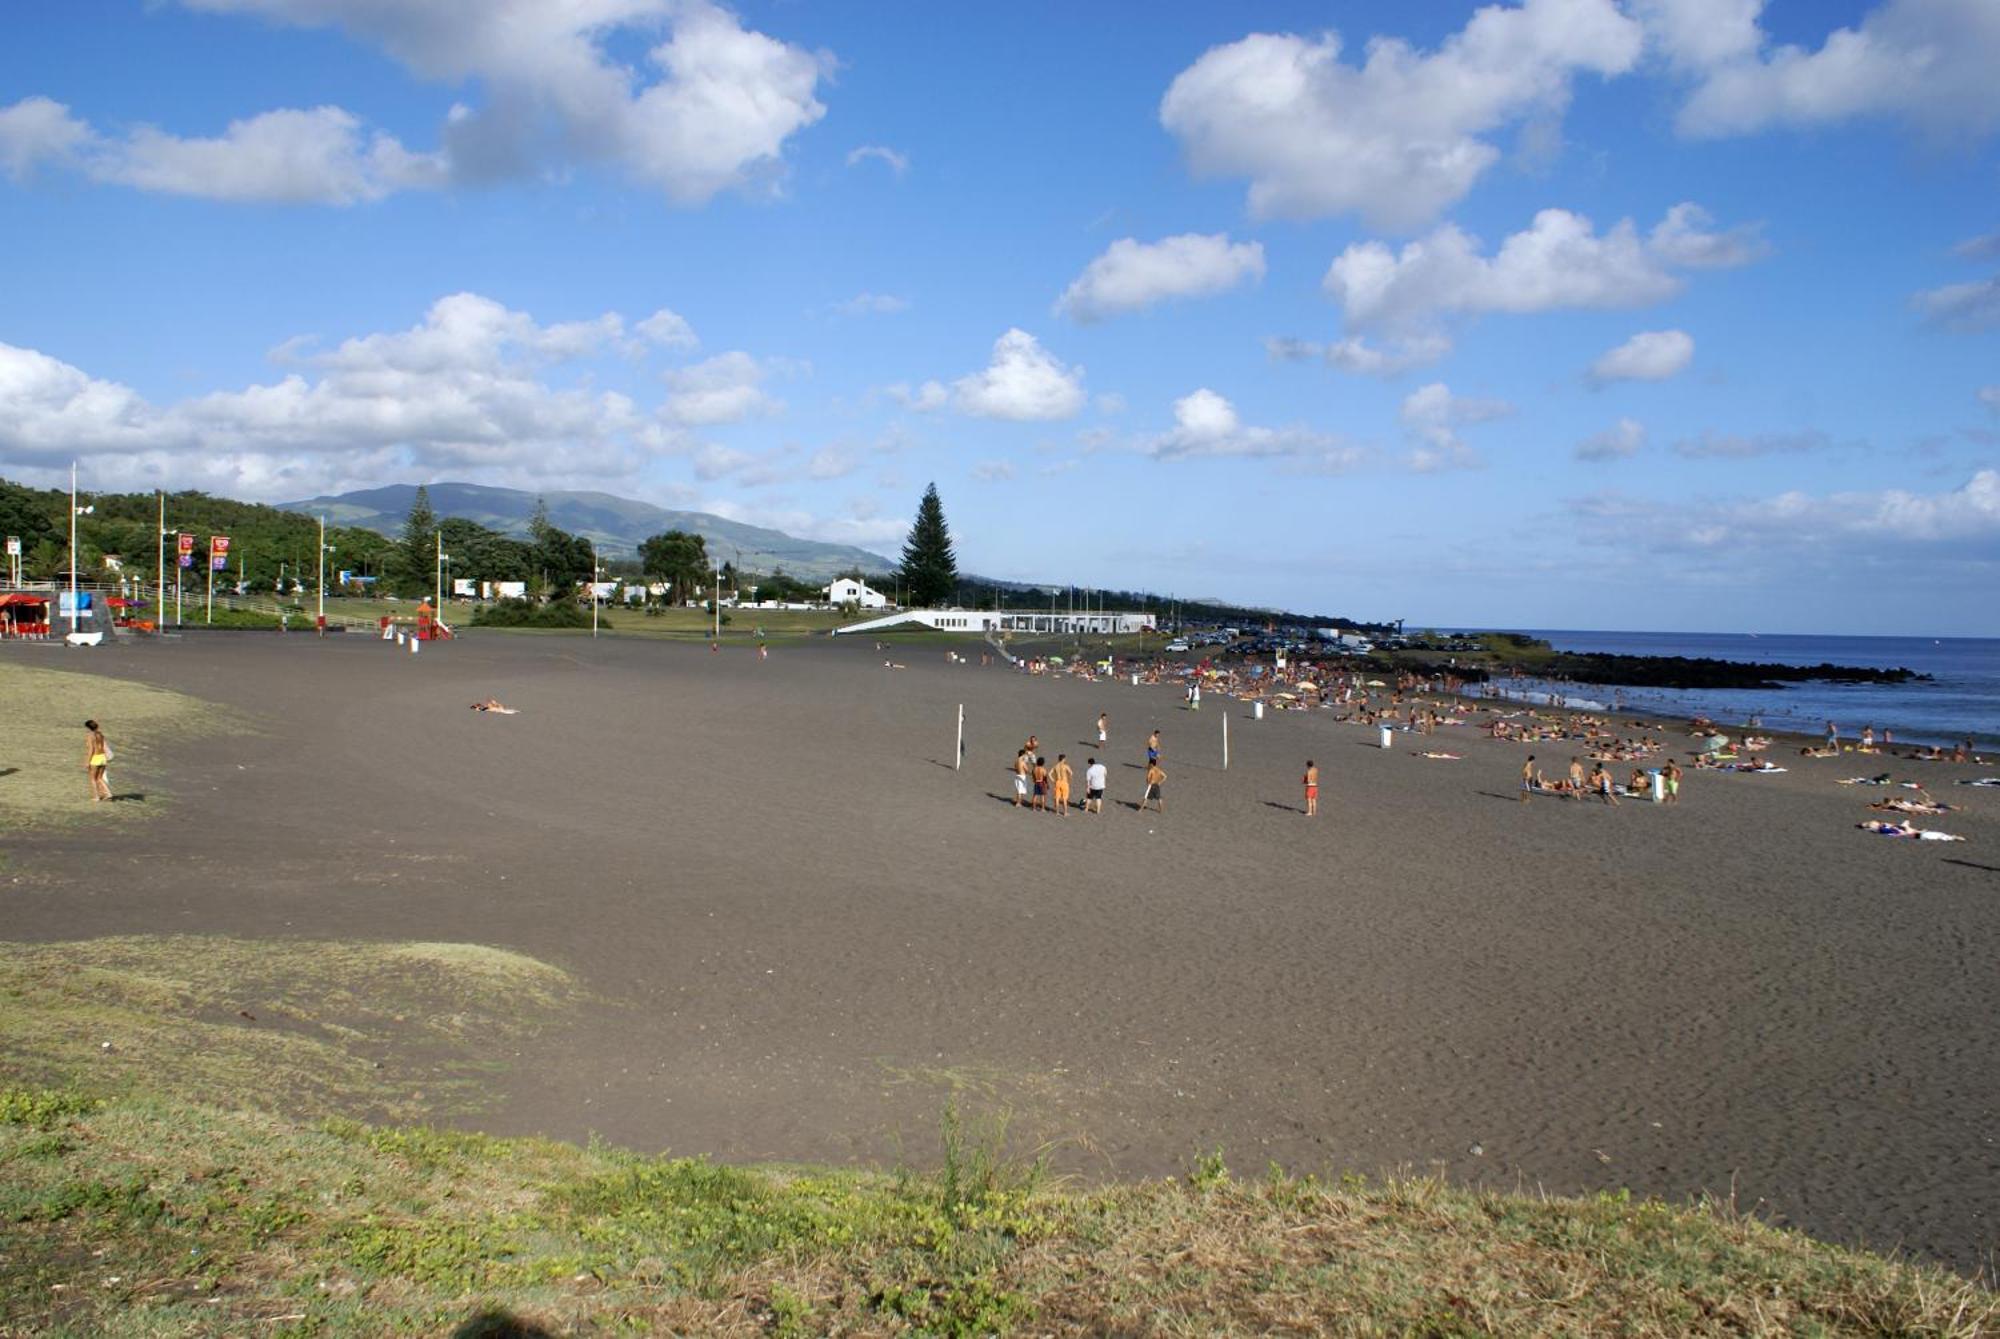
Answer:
[4,631,1996,1273]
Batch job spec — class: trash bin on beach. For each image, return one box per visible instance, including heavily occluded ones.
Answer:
[1649,769,1665,803]
[1254,700,1264,721]
[1379,724,1393,749]
[1131,673,1139,687]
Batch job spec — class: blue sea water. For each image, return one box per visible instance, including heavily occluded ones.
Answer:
[1466,631,1999,748]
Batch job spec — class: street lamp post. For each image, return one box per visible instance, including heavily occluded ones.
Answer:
[156,490,167,629]
[591,543,601,639]
[433,529,451,622]
[317,515,333,633]
[67,462,93,637]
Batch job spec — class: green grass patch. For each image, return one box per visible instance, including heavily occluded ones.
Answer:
[0,941,1988,1335]
[0,937,580,1122]
[0,662,222,826]
[0,1090,1988,1337]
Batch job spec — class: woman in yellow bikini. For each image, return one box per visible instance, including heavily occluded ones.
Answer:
[84,718,111,802]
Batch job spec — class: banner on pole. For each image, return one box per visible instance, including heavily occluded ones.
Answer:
[209,535,230,559]
[178,553,193,569]
[4,536,18,557]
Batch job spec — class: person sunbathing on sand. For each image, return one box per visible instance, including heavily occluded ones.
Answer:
[1857,820,1965,841]
[469,699,517,714]
[1870,798,1952,815]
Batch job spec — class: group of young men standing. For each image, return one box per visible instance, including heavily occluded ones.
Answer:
[1011,717,1164,814]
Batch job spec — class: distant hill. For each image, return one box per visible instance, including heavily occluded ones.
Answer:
[279,482,895,580]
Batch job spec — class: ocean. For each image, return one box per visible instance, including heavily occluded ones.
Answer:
[1461,630,1999,748]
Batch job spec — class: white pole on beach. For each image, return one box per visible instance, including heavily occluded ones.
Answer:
[67,461,79,636]
[1223,710,1229,770]
[955,703,964,770]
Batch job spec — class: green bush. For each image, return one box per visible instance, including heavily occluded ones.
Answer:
[469,598,603,630]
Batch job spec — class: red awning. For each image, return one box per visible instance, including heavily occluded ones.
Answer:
[0,592,51,607]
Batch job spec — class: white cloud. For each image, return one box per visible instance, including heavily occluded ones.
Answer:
[845,144,909,175]
[1572,470,2000,550]
[1589,329,1694,384]
[692,443,753,481]
[1671,429,1835,459]
[832,292,909,317]
[1095,392,1128,415]
[0,97,443,204]
[806,446,858,480]
[101,105,443,204]
[1914,275,2000,331]
[1954,230,2000,261]
[1325,202,1760,332]
[0,293,680,496]
[1575,417,1646,461]
[1328,334,1453,377]
[16,0,829,205]
[0,96,93,179]
[884,380,948,412]
[1159,0,1644,230]
[637,308,699,349]
[950,329,1085,421]
[970,459,1016,482]
[1630,0,1766,70]
[1055,233,1265,322]
[1666,0,2000,139]
[701,497,904,549]
[1141,388,1353,466]
[1264,333,1452,376]
[661,351,783,425]
[1399,382,1513,471]
[1647,202,1768,268]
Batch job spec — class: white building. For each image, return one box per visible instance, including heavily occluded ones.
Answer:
[833,608,1154,637]
[825,577,888,609]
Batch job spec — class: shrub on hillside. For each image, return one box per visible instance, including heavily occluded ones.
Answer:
[470,598,603,631]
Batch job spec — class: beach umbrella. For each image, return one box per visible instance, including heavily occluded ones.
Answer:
[1366,679,1387,687]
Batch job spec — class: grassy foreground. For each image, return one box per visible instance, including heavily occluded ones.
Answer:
[2,1088,1991,1338]
[1,946,1992,1337]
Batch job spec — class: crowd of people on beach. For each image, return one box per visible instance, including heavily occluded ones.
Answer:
[970,638,1990,844]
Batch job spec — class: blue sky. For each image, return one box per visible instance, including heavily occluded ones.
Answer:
[2,0,1996,634]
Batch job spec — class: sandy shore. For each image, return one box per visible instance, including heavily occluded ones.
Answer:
[4,630,1996,1272]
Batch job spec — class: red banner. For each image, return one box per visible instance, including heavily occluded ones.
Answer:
[177,533,194,555]
[209,535,231,558]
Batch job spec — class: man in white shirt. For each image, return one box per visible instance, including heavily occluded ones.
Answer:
[1084,757,1108,814]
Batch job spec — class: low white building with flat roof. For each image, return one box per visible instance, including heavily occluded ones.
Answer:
[834,608,1154,637]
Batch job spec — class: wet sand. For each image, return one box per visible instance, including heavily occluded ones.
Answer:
[4,631,1996,1272]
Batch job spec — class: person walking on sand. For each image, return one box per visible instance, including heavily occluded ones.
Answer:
[1031,756,1049,812]
[1141,759,1165,813]
[1521,754,1536,804]
[1568,757,1585,793]
[1664,758,1682,805]
[1147,729,1161,766]
[1097,712,1108,748]
[1303,760,1319,816]
[1012,748,1030,808]
[1052,754,1073,816]
[84,719,111,802]
[1589,761,1619,806]
[1084,757,1107,814]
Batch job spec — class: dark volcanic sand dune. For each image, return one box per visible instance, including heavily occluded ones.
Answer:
[4,632,1996,1272]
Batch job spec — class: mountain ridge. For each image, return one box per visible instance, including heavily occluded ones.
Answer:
[279,482,896,581]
